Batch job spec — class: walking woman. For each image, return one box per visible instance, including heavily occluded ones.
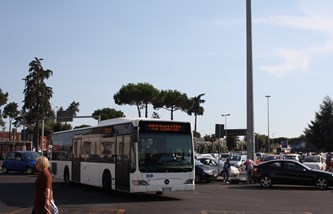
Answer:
[32,156,53,214]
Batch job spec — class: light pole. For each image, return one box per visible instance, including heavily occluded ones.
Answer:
[221,114,230,149]
[265,95,271,153]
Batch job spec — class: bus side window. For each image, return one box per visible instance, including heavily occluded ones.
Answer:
[102,138,116,163]
[81,141,91,160]
[88,141,100,162]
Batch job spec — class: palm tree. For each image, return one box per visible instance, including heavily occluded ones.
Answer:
[187,93,205,133]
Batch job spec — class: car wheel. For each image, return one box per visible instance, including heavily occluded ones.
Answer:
[316,177,328,190]
[259,176,272,188]
[195,174,201,183]
[26,167,33,175]
[2,166,8,174]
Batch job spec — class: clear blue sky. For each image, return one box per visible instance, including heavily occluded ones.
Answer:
[1,0,333,138]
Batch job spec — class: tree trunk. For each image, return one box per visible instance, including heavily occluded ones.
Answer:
[194,114,197,133]
[136,103,141,118]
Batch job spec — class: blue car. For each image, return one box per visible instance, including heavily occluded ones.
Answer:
[2,151,41,174]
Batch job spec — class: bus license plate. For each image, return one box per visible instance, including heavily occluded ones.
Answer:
[162,187,172,191]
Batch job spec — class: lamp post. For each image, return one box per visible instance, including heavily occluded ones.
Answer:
[221,114,230,148]
[265,95,271,153]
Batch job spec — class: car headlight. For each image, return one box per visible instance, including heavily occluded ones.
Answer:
[203,169,217,175]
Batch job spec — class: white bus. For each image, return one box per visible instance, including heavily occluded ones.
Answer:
[50,117,195,194]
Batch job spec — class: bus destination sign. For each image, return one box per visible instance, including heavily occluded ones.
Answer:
[139,121,190,134]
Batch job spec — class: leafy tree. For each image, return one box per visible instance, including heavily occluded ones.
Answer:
[254,133,269,152]
[53,122,72,132]
[193,131,201,138]
[114,82,159,118]
[151,112,160,119]
[204,134,217,142]
[153,89,188,120]
[22,57,53,150]
[3,102,20,140]
[304,96,333,151]
[226,135,238,151]
[92,108,125,121]
[73,124,91,129]
[0,88,9,128]
[186,93,205,133]
[67,101,80,117]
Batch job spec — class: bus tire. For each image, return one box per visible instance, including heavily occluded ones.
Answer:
[64,167,70,185]
[102,170,112,193]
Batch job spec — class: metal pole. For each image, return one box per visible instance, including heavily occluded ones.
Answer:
[265,95,271,153]
[221,114,230,149]
[246,0,255,161]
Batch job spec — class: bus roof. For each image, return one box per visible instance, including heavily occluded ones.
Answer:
[53,117,192,135]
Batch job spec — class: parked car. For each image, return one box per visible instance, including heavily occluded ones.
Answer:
[252,159,333,190]
[195,159,218,183]
[220,153,231,162]
[194,152,202,159]
[2,151,41,174]
[256,152,266,160]
[303,155,326,171]
[257,155,279,164]
[229,155,247,170]
[197,157,240,177]
[284,153,303,163]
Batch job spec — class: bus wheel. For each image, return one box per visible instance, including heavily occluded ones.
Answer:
[64,168,70,185]
[102,171,112,193]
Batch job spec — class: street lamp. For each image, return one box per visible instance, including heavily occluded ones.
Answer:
[221,114,231,147]
[265,95,271,153]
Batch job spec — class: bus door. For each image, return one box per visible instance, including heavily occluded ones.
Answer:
[72,138,81,182]
[115,135,131,191]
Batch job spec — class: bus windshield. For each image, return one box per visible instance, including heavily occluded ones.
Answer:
[138,133,193,173]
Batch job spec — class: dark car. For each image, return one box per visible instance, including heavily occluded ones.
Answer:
[252,159,333,190]
[195,159,218,183]
[2,151,41,174]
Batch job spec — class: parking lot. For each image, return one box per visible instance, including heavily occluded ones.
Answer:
[1,172,333,214]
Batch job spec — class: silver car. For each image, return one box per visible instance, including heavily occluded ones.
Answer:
[229,155,247,170]
[303,155,326,170]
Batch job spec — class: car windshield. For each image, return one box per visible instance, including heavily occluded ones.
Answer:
[21,152,41,161]
[263,156,276,161]
[304,156,320,162]
[284,155,296,160]
[221,154,230,159]
[230,156,241,161]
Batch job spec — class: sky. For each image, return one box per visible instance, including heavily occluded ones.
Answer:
[1,0,333,139]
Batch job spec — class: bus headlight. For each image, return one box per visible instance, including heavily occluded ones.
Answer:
[184,179,194,184]
[132,180,150,186]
